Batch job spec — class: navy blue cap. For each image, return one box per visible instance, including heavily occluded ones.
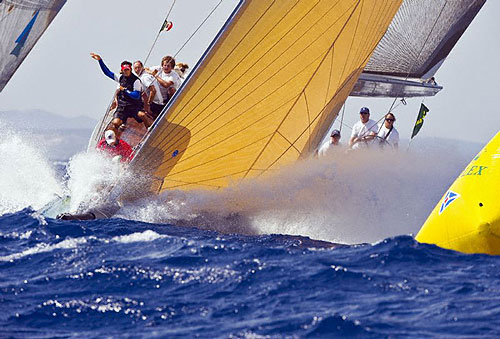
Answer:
[360,107,370,114]
[331,129,341,137]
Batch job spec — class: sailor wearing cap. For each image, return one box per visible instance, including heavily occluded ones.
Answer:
[349,107,378,149]
[97,130,134,163]
[318,129,341,157]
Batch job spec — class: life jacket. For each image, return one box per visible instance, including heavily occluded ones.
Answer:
[117,73,142,109]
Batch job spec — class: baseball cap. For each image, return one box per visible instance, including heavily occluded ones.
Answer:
[360,107,370,114]
[331,129,341,137]
[105,130,117,145]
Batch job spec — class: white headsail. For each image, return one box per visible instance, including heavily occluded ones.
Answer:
[0,0,66,92]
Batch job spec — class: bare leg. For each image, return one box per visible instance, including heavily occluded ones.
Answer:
[112,117,123,131]
[138,111,153,129]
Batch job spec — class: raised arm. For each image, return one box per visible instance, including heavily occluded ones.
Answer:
[90,53,118,82]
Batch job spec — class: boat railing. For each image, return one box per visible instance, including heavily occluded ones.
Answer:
[87,97,149,153]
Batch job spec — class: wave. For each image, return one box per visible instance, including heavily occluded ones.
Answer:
[0,124,62,214]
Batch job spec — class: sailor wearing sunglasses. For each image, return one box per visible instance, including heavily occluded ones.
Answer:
[377,113,399,149]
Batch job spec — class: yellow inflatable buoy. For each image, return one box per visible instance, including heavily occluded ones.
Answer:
[416,131,500,255]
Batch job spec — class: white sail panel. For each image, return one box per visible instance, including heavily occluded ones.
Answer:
[364,0,486,79]
[0,0,66,92]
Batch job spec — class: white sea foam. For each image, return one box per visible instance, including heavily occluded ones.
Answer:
[0,123,127,216]
[119,142,478,244]
[0,230,33,240]
[0,230,168,262]
[0,120,479,245]
[111,230,167,244]
[0,236,92,262]
[0,123,62,215]
[65,151,130,212]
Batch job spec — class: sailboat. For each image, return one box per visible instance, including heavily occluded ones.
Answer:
[52,0,487,222]
[90,0,403,194]
[0,0,66,92]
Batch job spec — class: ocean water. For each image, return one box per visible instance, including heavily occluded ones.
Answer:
[1,127,500,337]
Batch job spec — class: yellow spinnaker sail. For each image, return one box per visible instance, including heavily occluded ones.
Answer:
[132,0,401,192]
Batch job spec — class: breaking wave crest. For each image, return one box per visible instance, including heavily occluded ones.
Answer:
[0,124,128,216]
[0,124,62,214]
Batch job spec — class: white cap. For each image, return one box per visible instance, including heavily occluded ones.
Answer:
[105,130,116,145]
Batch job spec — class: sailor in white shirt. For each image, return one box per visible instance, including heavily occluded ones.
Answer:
[377,112,399,149]
[318,129,341,157]
[133,60,156,125]
[349,107,379,149]
[144,56,182,119]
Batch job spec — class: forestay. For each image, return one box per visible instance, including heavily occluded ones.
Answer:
[132,0,402,192]
[0,0,66,92]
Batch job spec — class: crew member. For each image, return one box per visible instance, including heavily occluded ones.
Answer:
[97,130,133,163]
[318,129,341,157]
[133,60,156,127]
[145,55,182,119]
[377,112,399,149]
[349,107,378,149]
[90,53,150,130]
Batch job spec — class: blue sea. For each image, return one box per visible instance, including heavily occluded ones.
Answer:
[2,211,500,338]
[1,131,499,337]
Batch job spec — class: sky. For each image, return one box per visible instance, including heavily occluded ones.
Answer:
[0,0,499,144]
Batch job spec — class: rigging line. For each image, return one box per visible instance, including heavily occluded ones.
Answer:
[303,92,312,151]
[266,83,356,170]
[157,41,340,161]
[160,0,313,132]
[318,2,394,144]
[176,0,352,147]
[274,63,366,168]
[334,0,362,87]
[262,5,373,173]
[151,2,341,153]
[143,0,376,165]
[316,4,395,145]
[339,102,346,133]
[174,0,224,59]
[144,0,177,65]
[307,2,395,152]
[342,0,390,82]
[151,0,279,147]
[380,0,448,137]
[167,169,252,189]
[390,1,446,100]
